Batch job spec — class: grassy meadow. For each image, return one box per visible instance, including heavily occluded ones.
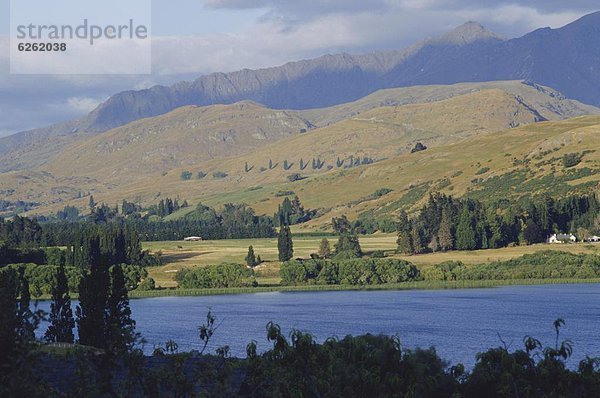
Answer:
[143,235,600,288]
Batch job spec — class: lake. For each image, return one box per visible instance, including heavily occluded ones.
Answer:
[35,283,600,368]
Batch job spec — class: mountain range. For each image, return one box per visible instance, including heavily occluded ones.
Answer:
[2,12,600,225]
[1,11,600,173]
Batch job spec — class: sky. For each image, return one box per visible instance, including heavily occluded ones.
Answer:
[0,0,597,137]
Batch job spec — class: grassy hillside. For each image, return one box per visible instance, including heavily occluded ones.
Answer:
[124,116,600,230]
[301,80,600,127]
[1,83,599,219]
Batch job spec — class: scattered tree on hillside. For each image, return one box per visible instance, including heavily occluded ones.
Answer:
[196,171,207,179]
[312,158,325,170]
[180,171,193,180]
[283,160,294,171]
[88,195,96,212]
[287,173,306,182]
[213,171,228,179]
[411,142,427,153]
[562,153,582,168]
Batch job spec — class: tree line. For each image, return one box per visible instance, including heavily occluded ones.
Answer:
[0,259,137,356]
[397,193,600,254]
[422,251,600,281]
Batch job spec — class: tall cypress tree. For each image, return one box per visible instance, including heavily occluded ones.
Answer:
[105,265,136,354]
[278,224,294,262]
[0,268,19,361]
[437,209,454,251]
[396,211,414,254]
[45,265,75,343]
[245,246,257,267]
[76,260,109,349]
[410,225,425,254]
[17,268,35,342]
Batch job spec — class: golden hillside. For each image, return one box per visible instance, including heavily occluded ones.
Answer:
[2,83,599,221]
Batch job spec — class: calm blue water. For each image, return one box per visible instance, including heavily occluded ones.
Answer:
[35,284,600,367]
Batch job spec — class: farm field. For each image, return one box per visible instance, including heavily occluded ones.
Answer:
[143,234,397,287]
[143,236,600,288]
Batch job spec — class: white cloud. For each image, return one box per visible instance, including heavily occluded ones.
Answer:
[65,96,104,113]
[459,4,588,32]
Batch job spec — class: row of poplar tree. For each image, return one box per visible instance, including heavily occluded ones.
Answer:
[63,224,142,269]
[0,260,136,361]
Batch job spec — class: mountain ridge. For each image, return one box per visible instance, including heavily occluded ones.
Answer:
[3,11,600,167]
[1,80,599,218]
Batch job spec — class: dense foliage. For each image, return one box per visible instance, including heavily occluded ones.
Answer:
[41,202,276,243]
[397,193,600,254]
[176,263,257,289]
[422,251,600,281]
[274,196,316,226]
[241,319,600,398]
[332,215,362,259]
[280,258,420,286]
[136,203,276,241]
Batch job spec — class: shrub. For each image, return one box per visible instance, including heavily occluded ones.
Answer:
[180,171,193,180]
[137,277,156,291]
[212,171,228,179]
[275,190,295,197]
[411,142,427,153]
[176,263,256,288]
[373,188,393,198]
[287,173,306,182]
[563,153,582,168]
[371,250,386,258]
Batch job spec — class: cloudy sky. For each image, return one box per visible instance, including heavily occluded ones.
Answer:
[0,0,597,136]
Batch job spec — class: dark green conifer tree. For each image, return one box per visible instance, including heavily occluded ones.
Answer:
[278,224,294,262]
[105,265,137,354]
[456,207,477,250]
[246,246,257,267]
[76,260,109,349]
[437,209,454,251]
[17,269,35,342]
[396,211,414,254]
[0,268,19,361]
[45,265,75,343]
